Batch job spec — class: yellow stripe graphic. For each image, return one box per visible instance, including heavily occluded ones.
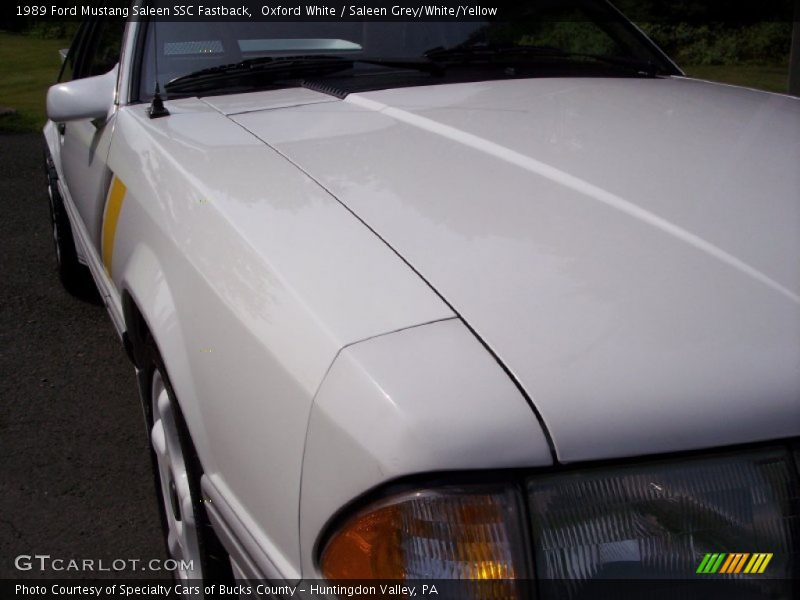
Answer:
[758,554,773,574]
[743,554,760,574]
[749,554,766,574]
[102,176,127,276]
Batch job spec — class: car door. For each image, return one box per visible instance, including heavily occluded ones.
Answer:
[58,18,125,258]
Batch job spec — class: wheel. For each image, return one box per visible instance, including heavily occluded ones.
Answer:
[143,338,233,592]
[44,161,97,299]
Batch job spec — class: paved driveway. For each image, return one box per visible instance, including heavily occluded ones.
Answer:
[0,133,165,579]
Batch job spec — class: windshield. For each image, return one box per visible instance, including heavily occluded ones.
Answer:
[137,0,679,100]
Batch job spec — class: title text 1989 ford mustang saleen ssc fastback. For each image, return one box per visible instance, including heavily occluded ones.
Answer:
[43,1,799,598]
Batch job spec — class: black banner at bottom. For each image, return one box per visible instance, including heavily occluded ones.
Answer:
[3,578,797,600]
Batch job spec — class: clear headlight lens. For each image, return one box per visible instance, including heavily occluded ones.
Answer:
[320,446,799,600]
[527,448,800,586]
[320,485,529,587]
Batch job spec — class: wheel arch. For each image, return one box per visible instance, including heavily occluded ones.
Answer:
[117,244,209,460]
[121,250,234,585]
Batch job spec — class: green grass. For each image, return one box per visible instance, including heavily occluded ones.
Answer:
[0,32,67,133]
[681,64,789,94]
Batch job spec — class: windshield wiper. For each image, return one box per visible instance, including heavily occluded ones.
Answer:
[425,44,662,77]
[164,55,443,94]
[164,55,355,94]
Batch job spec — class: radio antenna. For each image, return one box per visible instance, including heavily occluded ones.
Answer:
[147,10,169,119]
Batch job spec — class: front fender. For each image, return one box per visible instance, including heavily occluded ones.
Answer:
[299,318,553,576]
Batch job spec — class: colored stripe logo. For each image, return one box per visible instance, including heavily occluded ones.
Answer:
[696,553,772,574]
[102,176,127,277]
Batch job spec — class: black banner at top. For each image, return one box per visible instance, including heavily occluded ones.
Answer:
[3,0,799,23]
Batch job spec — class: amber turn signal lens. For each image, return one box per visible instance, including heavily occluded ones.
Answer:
[320,487,528,582]
[321,503,405,579]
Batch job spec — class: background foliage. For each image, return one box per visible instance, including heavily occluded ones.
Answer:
[639,22,791,65]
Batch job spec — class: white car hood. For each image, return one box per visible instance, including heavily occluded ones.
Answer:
[231,77,800,462]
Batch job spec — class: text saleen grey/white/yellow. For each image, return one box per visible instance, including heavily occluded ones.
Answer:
[344,4,497,16]
[264,5,499,17]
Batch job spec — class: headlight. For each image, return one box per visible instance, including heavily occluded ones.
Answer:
[528,447,799,597]
[319,446,799,599]
[320,485,529,589]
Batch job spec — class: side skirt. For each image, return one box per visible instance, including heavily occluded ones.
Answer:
[56,178,125,336]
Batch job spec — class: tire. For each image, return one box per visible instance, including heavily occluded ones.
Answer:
[44,156,97,300]
[141,337,233,594]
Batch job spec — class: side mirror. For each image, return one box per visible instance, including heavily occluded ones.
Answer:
[46,66,118,123]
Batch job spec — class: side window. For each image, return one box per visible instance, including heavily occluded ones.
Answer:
[57,22,89,82]
[82,19,126,77]
[62,19,126,82]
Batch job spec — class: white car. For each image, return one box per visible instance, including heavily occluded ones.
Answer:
[44,2,799,597]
